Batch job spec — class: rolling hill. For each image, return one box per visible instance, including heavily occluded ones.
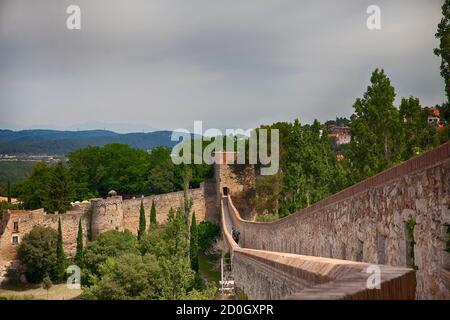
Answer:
[0,129,182,155]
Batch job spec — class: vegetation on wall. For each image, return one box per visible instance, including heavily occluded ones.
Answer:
[406,219,418,270]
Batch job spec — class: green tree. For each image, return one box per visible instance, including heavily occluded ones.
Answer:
[189,212,199,273]
[156,208,194,299]
[197,221,220,253]
[181,286,217,300]
[280,119,348,215]
[17,226,58,283]
[349,69,403,180]
[182,167,193,225]
[82,230,139,285]
[435,0,450,103]
[138,199,146,240]
[68,144,150,199]
[44,162,73,213]
[75,218,84,268]
[42,274,53,300]
[17,163,52,210]
[399,97,439,159]
[150,200,157,226]
[82,253,163,300]
[7,180,11,203]
[138,225,165,256]
[56,217,66,281]
[147,147,177,195]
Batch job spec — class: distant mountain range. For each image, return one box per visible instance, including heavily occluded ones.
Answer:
[0,129,184,155]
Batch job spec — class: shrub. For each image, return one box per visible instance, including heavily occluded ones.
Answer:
[17,226,58,283]
[82,230,139,285]
[82,253,163,300]
[197,221,220,253]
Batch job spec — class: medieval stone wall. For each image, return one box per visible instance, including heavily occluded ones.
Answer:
[120,181,217,236]
[215,161,255,219]
[0,183,216,280]
[222,197,416,300]
[224,143,450,299]
[0,205,91,279]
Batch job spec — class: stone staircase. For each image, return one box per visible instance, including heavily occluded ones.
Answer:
[219,273,235,297]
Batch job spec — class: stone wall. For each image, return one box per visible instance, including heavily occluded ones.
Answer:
[222,143,450,300]
[0,205,91,279]
[120,181,217,236]
[222,197,416,300]
[0,182,218,280]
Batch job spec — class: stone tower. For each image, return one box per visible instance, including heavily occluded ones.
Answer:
[214,151,256,208]
[90,195,124,240]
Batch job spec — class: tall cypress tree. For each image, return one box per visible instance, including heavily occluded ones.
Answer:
[189,212,199,273]
[7,180,11,203]
[183,168,193,225]
[138,199,146,240]
[56,217,66,281]
[435,0,450,103]
[75,218,83,267]
[44,162,73,214]
[150,200,157,226]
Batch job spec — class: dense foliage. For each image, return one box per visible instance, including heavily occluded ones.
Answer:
[197,221,220,253]
[12,144,213,211]
[435,0,450,104]
[349,69,402,180]
[0,162,35,185]
[83,253,164,300]
[82,230,140,285]
[17,226,59,283]
[80,207,217,300]
[189,212,199,273]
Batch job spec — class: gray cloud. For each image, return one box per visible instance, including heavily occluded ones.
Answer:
[0,0,445,132]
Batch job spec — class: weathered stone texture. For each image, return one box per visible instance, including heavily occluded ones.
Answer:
[222,197,416,300]
[0,183,215,281]
[0,206,90,281]
[216,144,450,299]
[225,152,450,299]
[120,182,216,236]
[215,162,255,218]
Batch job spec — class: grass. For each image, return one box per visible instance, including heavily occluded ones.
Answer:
[0,282,82,300]
[198,253,221,284]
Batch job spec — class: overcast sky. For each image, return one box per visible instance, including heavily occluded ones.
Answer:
[0,0,445,133]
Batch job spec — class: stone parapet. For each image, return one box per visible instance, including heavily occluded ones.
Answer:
[221,143,450,299]
[221,196,416,300]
